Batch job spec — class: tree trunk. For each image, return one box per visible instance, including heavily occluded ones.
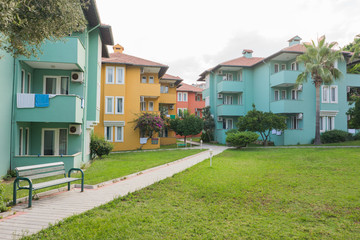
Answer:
[184,136,187,145]
[314,84,321,145]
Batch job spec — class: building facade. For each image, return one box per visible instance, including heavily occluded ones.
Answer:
[93,45,181,151]
[177,83,205,118]
[198,36,360,145]
[0,0,113,176]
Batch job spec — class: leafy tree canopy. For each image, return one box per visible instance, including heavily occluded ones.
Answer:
[236,105,286,146]
[0,0,88,58]
[201,106,215,142]
[169,112,203,144]
[347,95,360,129]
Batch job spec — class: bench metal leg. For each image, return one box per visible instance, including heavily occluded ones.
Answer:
[68,182,71,191]
[28,188,32,208]
[13,182,17,206]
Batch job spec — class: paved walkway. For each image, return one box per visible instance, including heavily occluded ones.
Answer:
[0,145,227,239]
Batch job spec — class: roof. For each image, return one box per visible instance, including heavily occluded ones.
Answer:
[177,83,203,93]
[82,0,114,58]
[288,35,302,42]
[102,52,169,78]
[161,73,183,86]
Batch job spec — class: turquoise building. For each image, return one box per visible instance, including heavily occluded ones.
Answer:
[0,0,113,177]
[198,36,360,145]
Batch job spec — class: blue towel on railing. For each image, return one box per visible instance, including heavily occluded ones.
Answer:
[35,94,49,107]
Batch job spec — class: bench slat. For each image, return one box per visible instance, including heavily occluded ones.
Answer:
[15,162,65,172]
[20,178,81,190]
[28,170,66,180]
[18,166,65,177]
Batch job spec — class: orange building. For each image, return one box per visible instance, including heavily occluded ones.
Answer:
[94,44,181,151]
[176,83,205,117]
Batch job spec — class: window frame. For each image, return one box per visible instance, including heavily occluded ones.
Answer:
[281,64,286,71]
[21,70,25,93]
[104,126,113,142]
[148,76,154,84]
[148,101,154,111]
[115,126,124,142]
[41,128,68,156]
[291,89,298,100]
[106,66,115,84]
[291,62,299,71]
[274,64,279,73]
[274,90,279,101]
[27,73,31,93]
[281,90,287,100]
[19,127,23,155]
[115,96,124,114]
[43,76,70,95]
[183,92,188,102]
[140,101,146,111]
[330,85,338,103]
[141,75,147,83]
[105,96,114,114]
[178,92,182,101]
[322,85,329,103]
[24,127,29,155]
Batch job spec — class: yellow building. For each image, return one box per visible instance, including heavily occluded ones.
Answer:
[94,44,182,151]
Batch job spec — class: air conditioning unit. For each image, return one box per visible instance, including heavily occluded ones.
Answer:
[217,94,223,99]
[297,84,303,91]
[69,124,82,135]
[217,116,223,121]
[169,105,174,110]
[140,96,144,102]
[170,83,175,88]
[71,72,84,83]
[297,113,303,119]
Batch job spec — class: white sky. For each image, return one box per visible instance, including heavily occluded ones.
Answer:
[97,0,360,84]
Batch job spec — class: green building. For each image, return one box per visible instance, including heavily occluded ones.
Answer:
[198,36,360,145]
[0,0,113,177]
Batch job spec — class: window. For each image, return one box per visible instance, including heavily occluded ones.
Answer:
[105,126,113,142]
[320,117,325,132]
[281,64,286,71]
[42,128,67,155]
[159,127,168,137]
[291,116,298,129]
[115,97,124,114]
[160,85,169,93]
[140,101,146,111]
[24,128,29,155]
[105,96,114,114]
[44,76,69,95]
[328,117,335,130]
[106,67,114,84]
[116,67,125,84]
[148,101,154,111]
[281,90,286,100]
[330,85,338,103]
[238,94,243,105]
[291,90,298,100]
[291,62,299,71]
[115,126,123,142]
[238,71,243,81]
[149,76,154,84]
[274,90,279,101]
[141,75,147,83]
[223,95,233,105]
[178,92,182,101]
[21,70,25,93]
[178,108,187,116]
[196,94,202,101]
[27,73,31,93]
[322,85,329,103]
[274,64,279,73]
[19,128,23,155]
[223,119,233,129]
[183,93,188,102]
[224,73,233,81]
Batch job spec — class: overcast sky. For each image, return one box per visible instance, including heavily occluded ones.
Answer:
[97,0,360,84]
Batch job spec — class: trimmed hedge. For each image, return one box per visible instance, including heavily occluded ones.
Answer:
[226,131,259,148]
[320,130,352,143]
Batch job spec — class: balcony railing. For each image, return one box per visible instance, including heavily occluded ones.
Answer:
[270,70,301,87]
[16,94,83,123]
[217,80,244,93]
[217,104,244,116]
[270,99,304,114]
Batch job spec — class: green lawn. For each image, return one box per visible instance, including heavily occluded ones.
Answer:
[3,149,204,202]
[22,148,360,239]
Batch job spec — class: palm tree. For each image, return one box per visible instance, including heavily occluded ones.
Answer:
[296,36,344,145]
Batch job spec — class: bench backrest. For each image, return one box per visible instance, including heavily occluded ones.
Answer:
[15,162,66,180]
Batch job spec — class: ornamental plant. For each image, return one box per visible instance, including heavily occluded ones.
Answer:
[134,113,165,138]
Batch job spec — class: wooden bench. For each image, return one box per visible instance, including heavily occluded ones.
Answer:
[177,143,187,148]
[13,162,84,208]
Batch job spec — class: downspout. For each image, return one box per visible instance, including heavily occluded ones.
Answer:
[10,57,17,170]
[81,24,100,163]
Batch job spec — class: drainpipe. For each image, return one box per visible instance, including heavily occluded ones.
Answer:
[10,57,17,170]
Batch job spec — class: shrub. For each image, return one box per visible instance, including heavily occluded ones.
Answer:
[354,132,360,140]
[320,130,352,143]
[0,184,9,212]
[226,131,259,148]
[225,129,239,135]
[200,132,211,143]
[2,169,16,181]
[90,134,113,159]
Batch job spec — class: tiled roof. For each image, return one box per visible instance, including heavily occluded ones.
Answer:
[177,83,203,93]
[161,74,183,81]
[282,44,306,53]
[220,56,264,67]
[102,52,168,68]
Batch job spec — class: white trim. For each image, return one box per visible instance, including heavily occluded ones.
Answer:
[27,73,31,93]
[105,96,114,114]
[291,62,298,71]
[322,85,329,103]
[116,67,125,84]
[320,110,339,117]
[41,128,68,155]
[43,76,70,95]
[104,126,113,142]
[106,66,115,84]
[330,85,338,103]
[148,101,154,111]
[148,76,154,84]
[115,96,124,114]
[24,127,29,155]
[291,89,298,100]
[274,64,279,73]
[19,127,23,155]
[141,75,147,83]
[183,92,188,102]
[178,92,182,101]
[115,126,124,142]
[21,70,25,93]
[104,121,125,127]
[140,101,146,111]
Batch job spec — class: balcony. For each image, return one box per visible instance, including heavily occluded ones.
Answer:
[270,100,304,114]
[18,38,86,71]
[16,95,83,123]
[217,81,243,93]
[139,83,160,97]
[217,104,244,116]
[270,70,301,87]
[159,93,176,104]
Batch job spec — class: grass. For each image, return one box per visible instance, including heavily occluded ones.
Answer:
[301,140,360,146]
[22,148,360,239]
[2,149,204,202]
